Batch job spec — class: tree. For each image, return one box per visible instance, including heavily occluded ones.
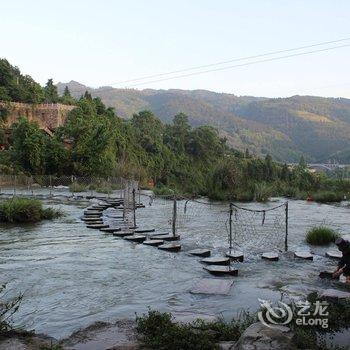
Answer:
[298,155,307,169]
[11,118,46,173]
[61,86,75,105]
[44,79,59,103]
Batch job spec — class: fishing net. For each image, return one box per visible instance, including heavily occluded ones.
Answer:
[122,179,139,226]
[230,202,288,252]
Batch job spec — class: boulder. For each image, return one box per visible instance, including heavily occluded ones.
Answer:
[234,322,296,350]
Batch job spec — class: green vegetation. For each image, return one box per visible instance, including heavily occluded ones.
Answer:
[1,59,350,202]
[306,226,339,245]
[137,297,350,350]
[57,81,350,163]
[0,198,62,223]
[0,284,23,334]
[312,191,344,203]
[136,309,256,350]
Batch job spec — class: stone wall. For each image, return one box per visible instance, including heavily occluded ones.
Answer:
[0,101,75,132]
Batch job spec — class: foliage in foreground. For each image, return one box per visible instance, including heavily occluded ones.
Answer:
[137,298,350,350]
[2,59,350,202]
[136,309,257,350]
[0,198,62,223]
[312,191,344,203]
[306,226,340,245]
[0,284,23,335]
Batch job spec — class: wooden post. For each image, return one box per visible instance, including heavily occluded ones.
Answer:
[229,203,233,252]
[284,202,289,252]
[132,188,136,228]
[172,196,177,237]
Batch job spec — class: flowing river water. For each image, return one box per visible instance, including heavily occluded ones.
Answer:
[0,192,349,340]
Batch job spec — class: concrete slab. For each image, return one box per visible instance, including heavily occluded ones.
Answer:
[124,235,146,243]
[203,266,238,276]
[319,288,350,300]
[151,234,180,241]
[143,239,164,246]
[262,252,279,261]
[226,251,244,262]
[100,227,121,233]
[191,278,234,295]
[112,231,134,237]
[134,228,155,233]
[294,251,313,260]
[326,250,342,259]
[188,249,211,258]
[158,243,182,252]
[201,257,230,265]
[86,224,109,229]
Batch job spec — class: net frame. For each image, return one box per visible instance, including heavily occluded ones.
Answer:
[229,202,289,253]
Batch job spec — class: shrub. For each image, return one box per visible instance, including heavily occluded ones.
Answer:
[0,283,23,334]
[254,183,272,202]
[234,189,254,202]
[306,226,339,245]
[312,191,343,203]
[136,309,257,350]
[0,198,62,223]
[69,182,87,192]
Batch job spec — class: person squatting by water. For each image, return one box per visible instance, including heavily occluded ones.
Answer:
[332,238,350,284]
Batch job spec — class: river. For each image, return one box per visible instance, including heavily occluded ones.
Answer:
[0,193,349,340]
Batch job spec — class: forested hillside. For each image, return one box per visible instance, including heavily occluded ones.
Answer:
[57,82,350,163]
[2,58,339,202]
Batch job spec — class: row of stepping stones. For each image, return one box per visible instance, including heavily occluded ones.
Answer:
[81,200,182,252]
[82,201,343,277]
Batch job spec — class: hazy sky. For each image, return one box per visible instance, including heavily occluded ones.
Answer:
[1,0,350,97]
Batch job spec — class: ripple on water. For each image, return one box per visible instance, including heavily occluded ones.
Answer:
[0,197,347,338]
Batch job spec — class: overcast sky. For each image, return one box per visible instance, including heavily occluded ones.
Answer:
[1,0,350,97]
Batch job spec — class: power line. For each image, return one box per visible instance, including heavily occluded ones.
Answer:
[123,44,350,87]
[109,37,350,86]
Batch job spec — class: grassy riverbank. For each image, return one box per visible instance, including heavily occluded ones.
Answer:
[0,198,62,223]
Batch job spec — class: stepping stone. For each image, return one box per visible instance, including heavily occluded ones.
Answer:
[201,257,230,265]
[81,217,103,221]
[124,235,146,243]
[86,224,109,229]
[134,228,155,233]
[188,249,211,258]
[204,265,238,276]
[143,239,164,246]
[191,278,234,295]
[294,251,313,260]
[84,211,102,216]
[226,251,244,262]
[262,252,279,261]
[113,231,134,237]
[85,220,104,225]
[158,243,182,252]
[319,289,350,300]
[151,234,180,241]
[148,232,170,237]
[100,227,121,233]
[326,251,342,259]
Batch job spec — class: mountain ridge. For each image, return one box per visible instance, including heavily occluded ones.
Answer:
[57,81,350,163]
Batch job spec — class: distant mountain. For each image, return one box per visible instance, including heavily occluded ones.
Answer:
[57,81,350,162]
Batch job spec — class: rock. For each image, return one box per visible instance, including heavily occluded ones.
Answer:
[61,320,140,350]
[0,334,57,350]
[234,322,296,350]
[218,341,236,350]
[319,288,350,300]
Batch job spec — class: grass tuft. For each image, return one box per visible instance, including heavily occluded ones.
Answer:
[306,226,339,245]
[0,198,62,223]
[312,191,343,203]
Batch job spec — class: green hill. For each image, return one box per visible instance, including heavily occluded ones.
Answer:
[57,82,350,162]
